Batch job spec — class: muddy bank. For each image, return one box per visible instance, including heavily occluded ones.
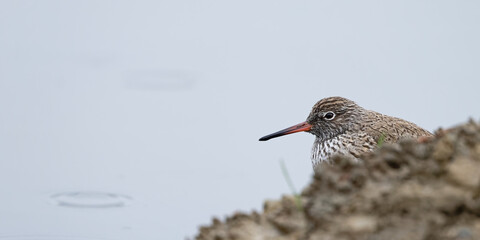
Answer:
[196,120,480,240]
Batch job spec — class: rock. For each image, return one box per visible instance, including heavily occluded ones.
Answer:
[447,156,480,189]
[341,215,378,233]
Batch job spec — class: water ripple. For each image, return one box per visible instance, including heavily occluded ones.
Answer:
[125,69,196,91]
[49,191,132,209]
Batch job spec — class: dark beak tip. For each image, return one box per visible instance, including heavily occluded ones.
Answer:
[258,137,269,141]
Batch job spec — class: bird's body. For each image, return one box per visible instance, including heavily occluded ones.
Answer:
[260,97,433,167]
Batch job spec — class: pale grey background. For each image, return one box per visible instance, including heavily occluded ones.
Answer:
[0,1,479,239]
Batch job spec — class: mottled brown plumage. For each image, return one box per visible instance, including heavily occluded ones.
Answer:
[259,97,433,167]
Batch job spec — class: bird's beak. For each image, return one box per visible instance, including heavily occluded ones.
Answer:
[259,121,312,141]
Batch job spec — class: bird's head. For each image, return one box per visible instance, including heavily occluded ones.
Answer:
[259,97,365,142]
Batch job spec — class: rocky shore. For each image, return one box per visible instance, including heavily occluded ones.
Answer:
[196,120,480,240]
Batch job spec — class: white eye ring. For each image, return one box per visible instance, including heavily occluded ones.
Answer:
[323,111,335,120]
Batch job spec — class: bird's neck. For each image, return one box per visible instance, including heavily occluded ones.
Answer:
[311,134,350,167]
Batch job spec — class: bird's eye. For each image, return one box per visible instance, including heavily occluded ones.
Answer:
[324,111,335,120]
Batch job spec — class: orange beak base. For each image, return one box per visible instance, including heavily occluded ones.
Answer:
[259,121,312,141]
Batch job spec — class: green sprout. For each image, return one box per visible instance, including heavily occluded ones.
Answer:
[377,133,386,147]
[279,159,303,211]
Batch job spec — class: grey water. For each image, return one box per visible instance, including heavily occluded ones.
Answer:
[1,1,480,239]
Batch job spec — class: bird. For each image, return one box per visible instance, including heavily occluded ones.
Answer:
[259,97,433,167]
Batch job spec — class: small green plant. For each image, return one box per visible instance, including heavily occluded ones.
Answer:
[279,159,303,211]
[377,133,386,147]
